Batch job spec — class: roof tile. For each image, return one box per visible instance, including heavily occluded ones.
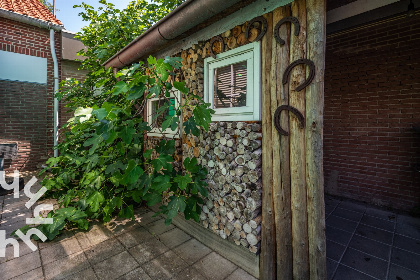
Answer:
[0,0,62,25]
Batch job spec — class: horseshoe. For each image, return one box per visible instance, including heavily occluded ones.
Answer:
[209,36,224,59]
[274,105,305,136]
[245,16,268,42]
[283,59,316,92]
[274,16,300,45]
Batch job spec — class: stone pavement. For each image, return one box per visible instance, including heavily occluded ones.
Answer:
[0,181,257,280]
[2,175,420,280]
[325,196,420,280]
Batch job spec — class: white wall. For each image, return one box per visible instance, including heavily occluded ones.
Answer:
[0,50,47,84]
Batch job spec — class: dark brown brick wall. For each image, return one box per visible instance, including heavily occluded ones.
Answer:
[324,14,420,211]
[0,18,62,171]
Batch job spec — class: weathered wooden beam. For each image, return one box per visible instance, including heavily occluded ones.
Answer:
[260,12,276,280]
[272,5,294,279]
[289,0,310,278]
[306,0,327,279]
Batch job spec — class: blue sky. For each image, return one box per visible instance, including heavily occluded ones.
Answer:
[55,0,134,33]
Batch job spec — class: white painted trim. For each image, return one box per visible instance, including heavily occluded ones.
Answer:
[204,42,261,122]
[147,89,181,138]
[327,0,399,24]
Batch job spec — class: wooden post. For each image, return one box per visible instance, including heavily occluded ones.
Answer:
[272,5,293,279]
[260,0,326,279]
[306,0,327,278]
[260,12,276,280]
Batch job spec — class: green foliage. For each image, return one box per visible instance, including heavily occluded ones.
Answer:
[28,0,214,241]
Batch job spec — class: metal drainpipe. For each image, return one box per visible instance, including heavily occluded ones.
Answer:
[49,27,59,158]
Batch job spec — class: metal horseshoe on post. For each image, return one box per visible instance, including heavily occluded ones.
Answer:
[274,16,300,45]
[283,58,316,92]
[245,16,268,42]
[274,105,305,136]
[209,36,224,59]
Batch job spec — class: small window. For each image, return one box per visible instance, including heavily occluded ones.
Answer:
[204,42,261,121]
[147,89,181,137]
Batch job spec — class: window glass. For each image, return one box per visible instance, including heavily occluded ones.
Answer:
[150,97,176,130]
[213,61,247,108]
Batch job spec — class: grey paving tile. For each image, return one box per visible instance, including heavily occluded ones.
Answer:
[391,247,420,273]
[159,228,191,249]
[338,200,367,213]
[40,237,83,265]
[333,264,377,280]
[365,207,397,221]
[116,226,154,249]
[142,250,188,280]
[388,263,420,280]
[128,238,169,264]
[331,207,364,222]
[225,268,257,280]
[327,215,358,233]
[9,267,43,280]
[172,267,206,280]
[341,248,388,279]
[85,237,125,265]
[0,251,41,279]
[92,251,138,280]
[66,267,98,280]
[74,224,113,250]
[0,219,28,237]
[105,217,139,236]
[44,251,90,280]
[38,230,75,250]
[326,258,338,280]
[135,211,161,226]
[326,240,346,261]
[360,214,395,232]
[348,234,391,261]
[117,266,152,280]
[393,234,420,255]
[0,240,38,264]
[326,225,353,245]
[193,252,237,280]
[146,219,175,236]
[396,215,420,240]
[173,239,212,265]
[355,224,393,245]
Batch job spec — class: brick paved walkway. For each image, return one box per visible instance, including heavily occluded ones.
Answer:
[0,179,256,280]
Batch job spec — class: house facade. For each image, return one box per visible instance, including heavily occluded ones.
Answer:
[104,0,419,278]
[0,0,87,172]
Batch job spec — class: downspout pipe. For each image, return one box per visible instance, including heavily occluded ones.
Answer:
[49,27,59,158]
[103,0,243,69]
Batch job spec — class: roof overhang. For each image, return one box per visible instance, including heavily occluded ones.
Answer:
[103,0,255,69]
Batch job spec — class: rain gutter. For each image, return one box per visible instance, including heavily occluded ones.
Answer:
[103,0,243,69]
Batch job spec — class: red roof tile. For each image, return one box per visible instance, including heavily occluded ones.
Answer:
[0,0,62,25]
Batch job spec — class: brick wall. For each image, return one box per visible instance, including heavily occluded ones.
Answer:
[324,14,420,211]
[0,18,62,171]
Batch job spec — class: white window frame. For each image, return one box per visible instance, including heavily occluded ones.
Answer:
[147,89,181,138]
[204,41,261,121]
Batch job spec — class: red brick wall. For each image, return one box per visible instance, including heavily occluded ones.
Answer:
[0,18,62,171]
[324,14,420,211]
